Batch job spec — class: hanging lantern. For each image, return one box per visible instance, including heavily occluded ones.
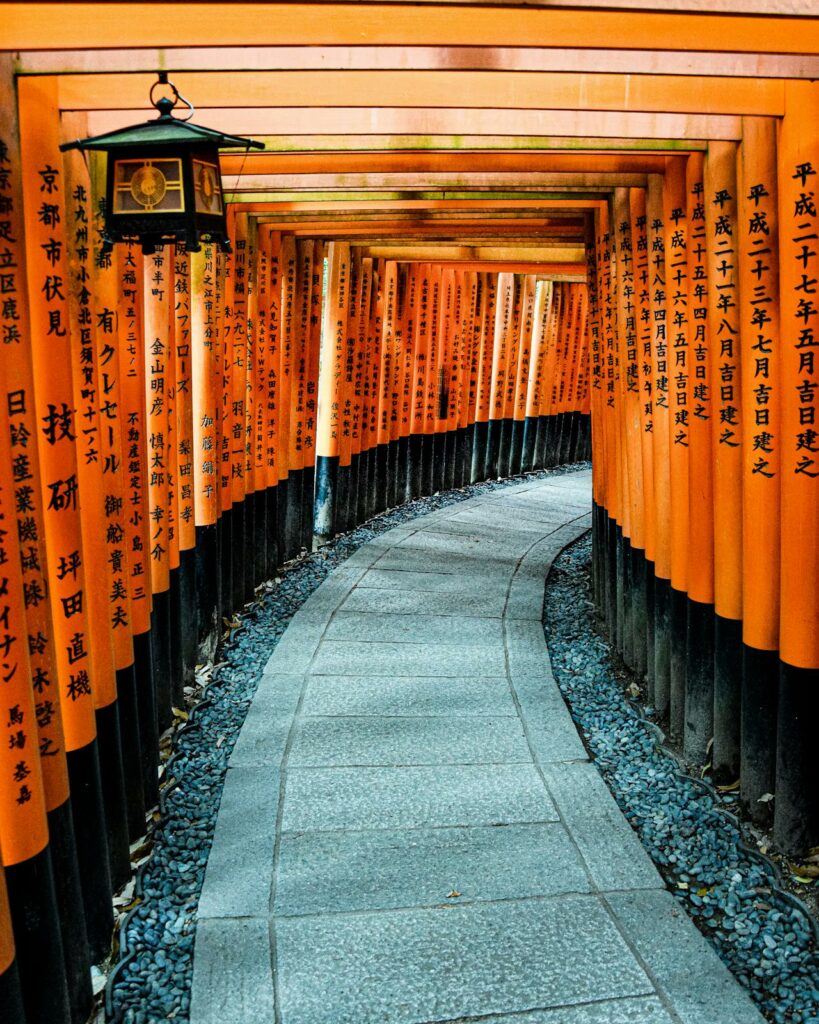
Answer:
[60,72,263,254]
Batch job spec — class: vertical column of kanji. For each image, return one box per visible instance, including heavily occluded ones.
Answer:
[589,217,610,615]
[776,82,819,855]
[576,286,593,461]
[375,260,396,510]
[630,190,657,692]
[262,229,281,576]
[559,286,582,468]
[683,152,715,761]
[190,244,219,655]
[364,262,383,519]
[313,242,349,545]
[0,386,67,1024]
[443,269,461,491]
[523,281,550,473]
[285,238,310,551]
[336,250,357,531]
[229,213,250,606]
[552,282,572,466]
[539,281,563,469]
[471,275,494,481]
[347,249,364,526]
[172,246,198,692]
[165,256,185,697]
[302,240,321,548]
[613,190,638,668]
[388,265,407,506]
[87,152,146,845]
[421,266,440,496]
[217,227,235,614]
[245,219,267,591]
[250,229,268,578]
[351,254,372,521]
[462,273,481,483]
[17,76,116,962]
[0,63,90,1024]
[142,247,174,734]
[736,120,780,819]
[498,276,522,478]
[456,270,475,488]
[564,282,585,465]
[486,273,512,480]
[600,212,624,652]
[241,220,259,598]
[116,243,157,810]
[276,234,296,561]
[663,157,690,741]
[552,284,574,467]
[704,142,743,786]
[569,286,591,462]
[408,264,429,498]
[353,254,372,522]
[509,275,535,477]
[647,174,672,718]
[432,267,452,493]
[399,265,417,500]
[62,128,133,893]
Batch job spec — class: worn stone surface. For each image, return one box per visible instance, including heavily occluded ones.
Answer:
[301,673,516,718]
[281,763,558,832]
[289,714,531,766]
[275,822,591,916]
[275,895,653,1024]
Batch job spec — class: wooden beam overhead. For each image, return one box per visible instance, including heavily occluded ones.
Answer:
[219,152,670,174]
[56,70,784,116]
[83,108,744,141]
[354,244,586,260]
[226,172,647,191]
[6,4,818,55]
[19,45,819,81]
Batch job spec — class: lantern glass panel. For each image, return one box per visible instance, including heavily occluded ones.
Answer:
[192,158,223,215]
[113,157,185,214]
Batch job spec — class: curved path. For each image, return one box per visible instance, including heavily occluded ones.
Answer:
[190,469,763,1024]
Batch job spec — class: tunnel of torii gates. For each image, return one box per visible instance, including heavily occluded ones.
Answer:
[0,2,819,1022]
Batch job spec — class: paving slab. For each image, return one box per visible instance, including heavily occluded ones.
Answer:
[323,608,505,644]
[300,673,517,717]
[191,469,764,1024]
[197,767,280,919]
[190,918,275,1024]
[275,822,591,916]
[309,638,508,676]
[608,889,766,1023]
[356,566,510,596]
[541,761,663,892]
[340,585,508,618]
[512,676,590,764]
[288,714,532,766]
[275,895,653,1024]
[281,763,558,832]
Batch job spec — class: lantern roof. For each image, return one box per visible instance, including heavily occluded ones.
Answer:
[60,98,264,153]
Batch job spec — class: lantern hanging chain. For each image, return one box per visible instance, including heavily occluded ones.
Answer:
[150,71,195,122]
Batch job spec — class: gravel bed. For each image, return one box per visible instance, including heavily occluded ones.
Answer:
[106,463,588,1024]
[544,534,819,1024]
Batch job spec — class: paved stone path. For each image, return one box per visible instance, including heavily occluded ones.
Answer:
[190,468,764,1024]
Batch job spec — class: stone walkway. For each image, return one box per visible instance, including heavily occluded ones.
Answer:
[190,469,764,1024]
